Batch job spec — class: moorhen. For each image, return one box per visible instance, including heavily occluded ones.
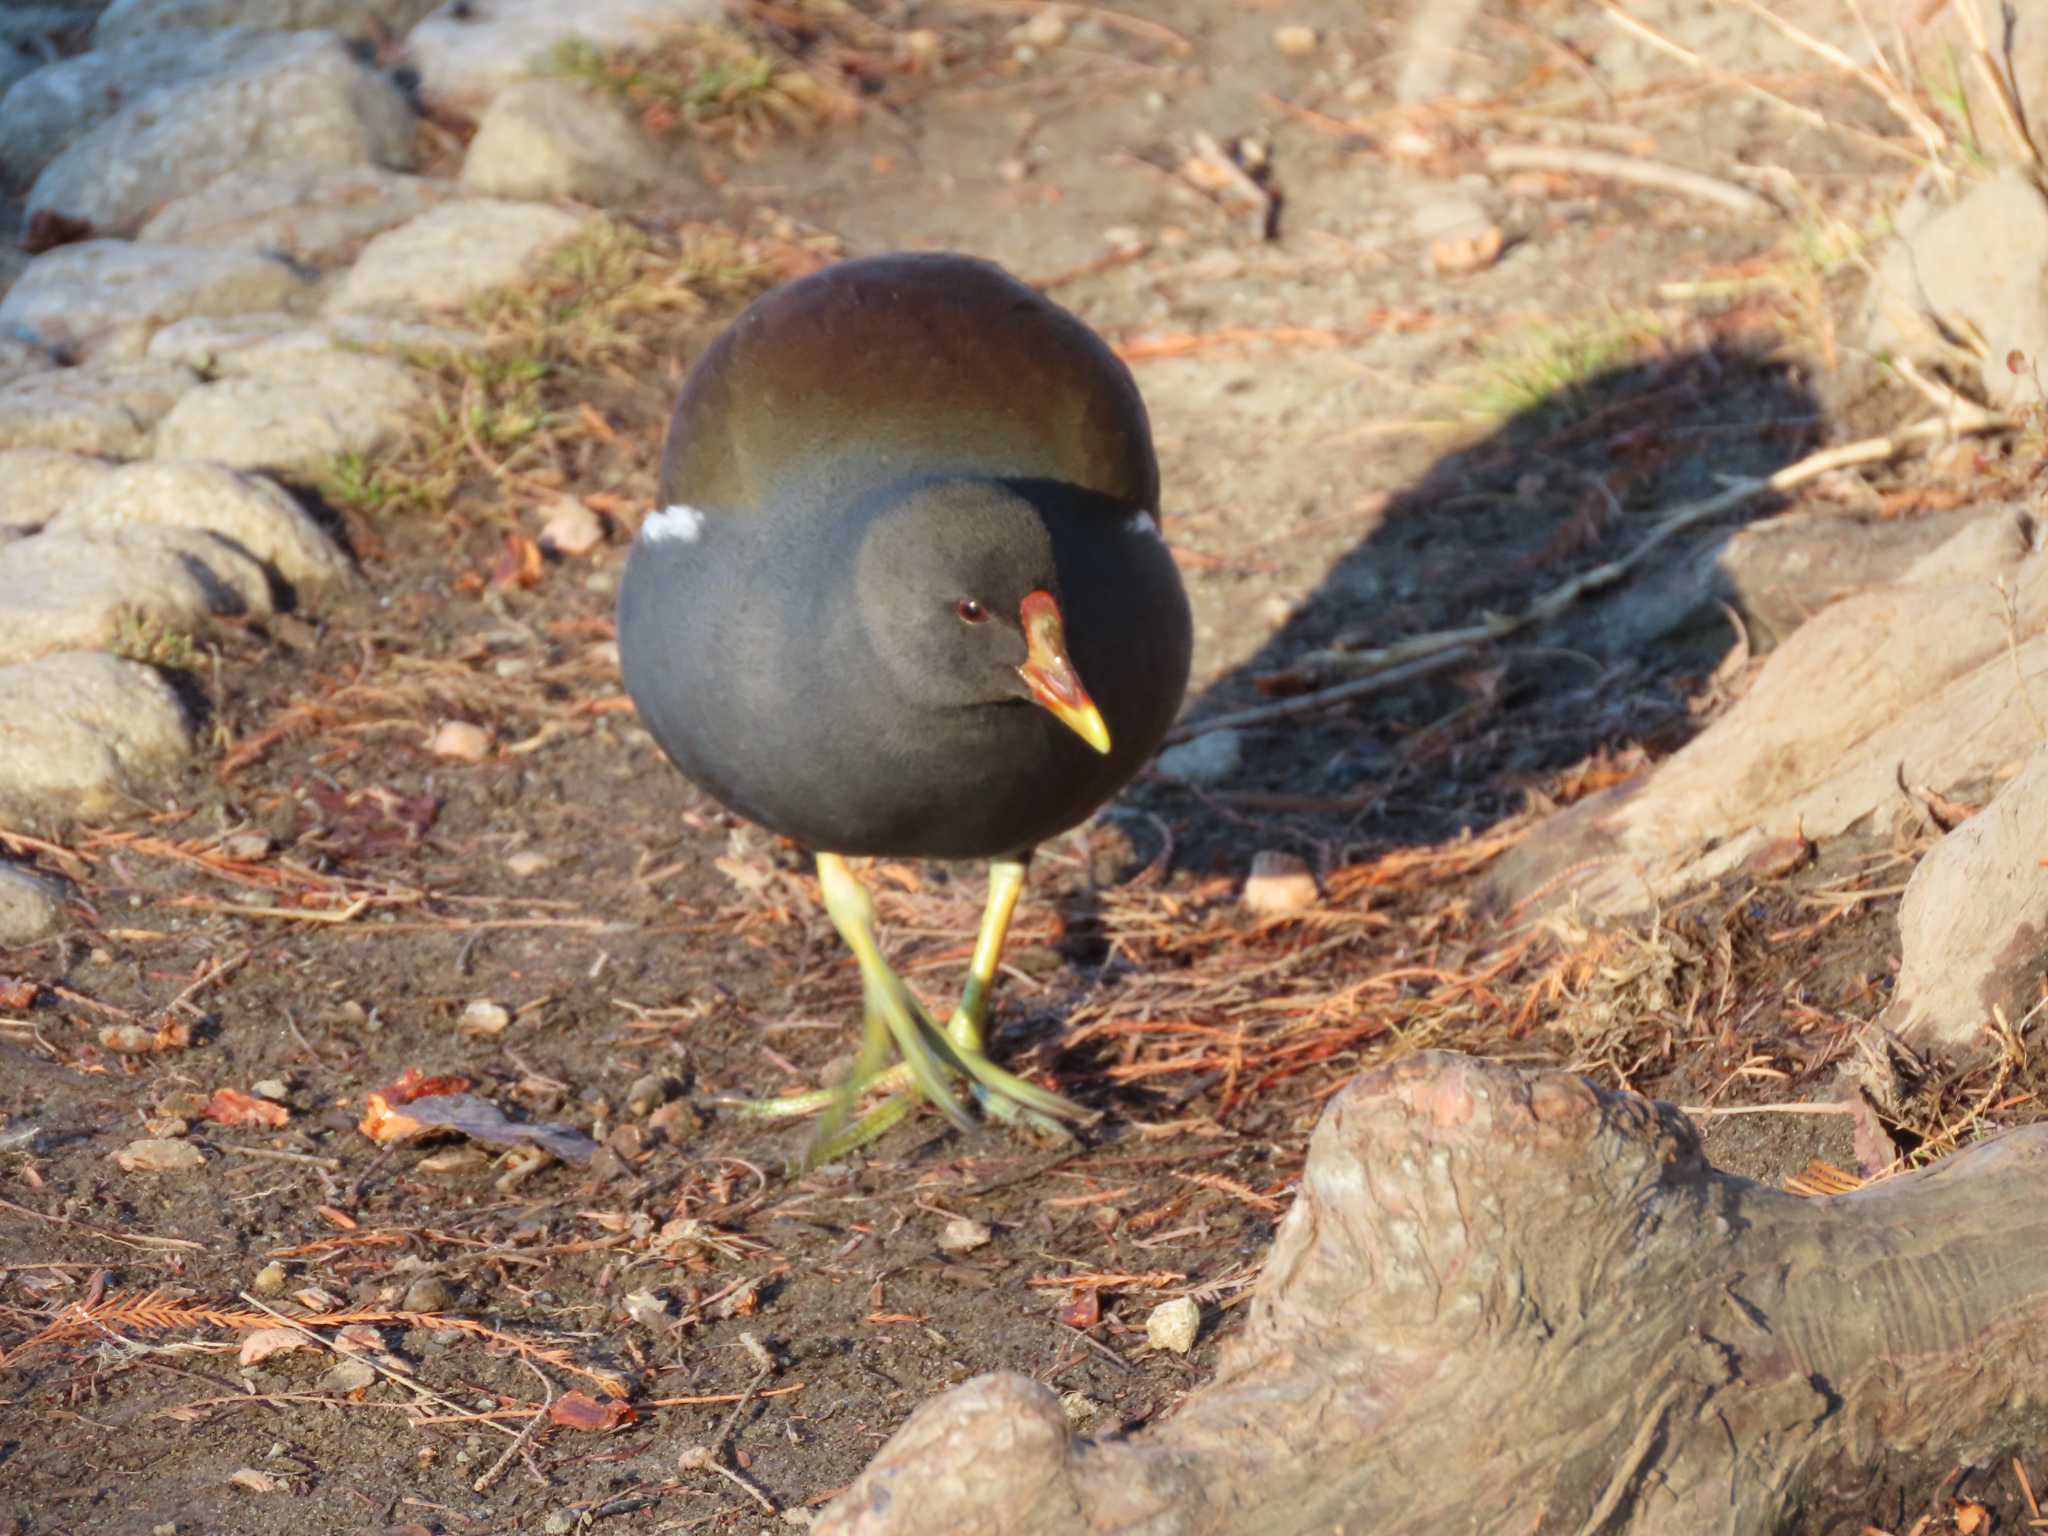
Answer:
[617,252,1192,1159]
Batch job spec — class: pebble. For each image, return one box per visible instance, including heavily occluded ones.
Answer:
[937,1217,993,1253]
[401,1275,459,1312]
[1155,728,1242,786]
[250,1078,289,1100]
[457,998,511,1037]
[625,1072,678,1117]
[539,498,605,557]
[1242,850,1318,915]
[1273,24,1317,54]
[429,720,493,761]
[0,863,67,943]
[1145,1295,1201,1355]
[115,1137,205,1173]
[504,849,554,878]
[252,1261,288,1295]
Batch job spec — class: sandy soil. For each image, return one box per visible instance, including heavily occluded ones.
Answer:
[4,2,2035,1532]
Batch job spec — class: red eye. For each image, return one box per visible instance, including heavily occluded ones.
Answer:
[955,598,989,624]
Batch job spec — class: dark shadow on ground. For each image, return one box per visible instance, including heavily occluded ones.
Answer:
[1124,343,1827,874]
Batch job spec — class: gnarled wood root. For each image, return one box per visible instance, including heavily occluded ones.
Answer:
[818,1053,2048,1535]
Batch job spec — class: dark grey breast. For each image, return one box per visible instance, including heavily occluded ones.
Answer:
[618,252,1190,860]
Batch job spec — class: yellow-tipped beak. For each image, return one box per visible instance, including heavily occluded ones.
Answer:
[1017,590,1111,755]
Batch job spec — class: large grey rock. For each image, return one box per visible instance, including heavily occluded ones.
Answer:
[325,198,592,316]
[28,32,417,236]
[138,164,453,263]
[0,525,274,666]
[47,460,350,591]
[0,8,94,54]
[0,44,43,107]
[0,449,117,536]
[460,78,663,203]
[0,29,292,186]
[0,240,310,362]
[146,310,485,372]
[0,362,196,456]
[1863,167,2048,408]
[152,351,425,471]
[0,863,69,943]
[95,0,443,47]
[0,651,193,821]
[0,335,59,389]
[405,0,719,112]
[142,311,303,372]
[1879,741,2048,1059]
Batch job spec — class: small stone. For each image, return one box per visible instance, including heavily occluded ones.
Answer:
[250,1078,289,1101]
[1145,1295,1200,1354]
[1242,850,1319,915]
[316,1357,376,1394]
[1155,728,1241,785]
[1273,24,1317,54]
[0,863,67,943]
[937,1216,993,1253]
[457,999,511,1037]
[504,849,553,878]
[625,1072,677,1117]
[1011,7,1067,47]
[429,721,492,761]
[220,833,272,861]
[115,1137,205,1173]
[401,1275,458,1313]
[1058,1390,1100,1426]
[543,1511,576,1536]
[623,1288,670,1328]
[252,1261,288,1295]
[538,499,604,557]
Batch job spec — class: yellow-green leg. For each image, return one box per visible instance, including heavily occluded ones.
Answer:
[724,853,1084,1164]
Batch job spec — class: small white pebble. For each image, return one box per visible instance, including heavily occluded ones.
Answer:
[1146,1296,1201,1354]
[429,720,491,761]
[937,1216,993,1253]
[1242,850,1319,915]
[539,499,604,556]
[1273,24,1317,54]
[457,999,510,1037]
[505,850,553,878]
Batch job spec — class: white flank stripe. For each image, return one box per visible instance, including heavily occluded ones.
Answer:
[643,502,707,545]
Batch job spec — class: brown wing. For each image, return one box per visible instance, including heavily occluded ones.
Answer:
[656,253,1158,521]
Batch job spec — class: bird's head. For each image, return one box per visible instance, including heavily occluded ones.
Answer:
[855,478,1112,754]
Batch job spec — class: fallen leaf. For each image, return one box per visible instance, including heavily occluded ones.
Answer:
[550,1391,638,1430]
[1057,1288,1100,1329]
[204,1088,290,1129]
[491,532,545,589]
[1955,1501,1989,1534]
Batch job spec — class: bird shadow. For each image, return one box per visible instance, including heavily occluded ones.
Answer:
[1123,339,1826,877]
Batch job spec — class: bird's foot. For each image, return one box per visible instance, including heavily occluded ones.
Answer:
[720,853,1089,1169]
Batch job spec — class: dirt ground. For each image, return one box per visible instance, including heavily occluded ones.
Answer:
[5,2,2043,1532]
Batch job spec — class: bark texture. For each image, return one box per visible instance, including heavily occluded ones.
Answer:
[818,1053,2048,1536]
